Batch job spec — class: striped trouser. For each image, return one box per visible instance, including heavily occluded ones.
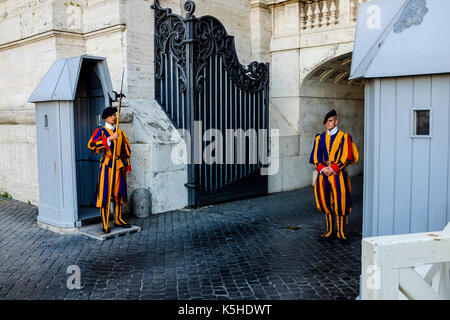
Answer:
[100,203,127,230]
[95,164,127,208]
[95,164,127,230]
[314,171,352,239]
[321,213,348,240]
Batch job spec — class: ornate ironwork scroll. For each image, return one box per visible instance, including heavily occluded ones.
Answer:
[193,16,269,93]
[152,0,188,128]
[152,0,270,207]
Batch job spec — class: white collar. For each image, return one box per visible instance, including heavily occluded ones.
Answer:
[327,126,338,136]
[105,122,115,131]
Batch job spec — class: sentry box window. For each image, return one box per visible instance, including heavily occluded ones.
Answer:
[44,115,49,128]
[412,108,431,138]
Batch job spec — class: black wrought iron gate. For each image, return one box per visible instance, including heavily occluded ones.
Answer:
[152,0,270,207]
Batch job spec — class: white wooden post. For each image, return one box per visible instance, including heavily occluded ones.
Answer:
[362,223,450,300]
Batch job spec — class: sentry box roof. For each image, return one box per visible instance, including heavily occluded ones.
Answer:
[28,55,115,103]
[350,0,450,80]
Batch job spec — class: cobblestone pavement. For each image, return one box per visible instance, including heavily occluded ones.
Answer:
[0,177,363,300]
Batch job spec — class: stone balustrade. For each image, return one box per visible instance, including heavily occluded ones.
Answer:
[267,0,373,43]
[300,0,371,31]
[302,0,339,29]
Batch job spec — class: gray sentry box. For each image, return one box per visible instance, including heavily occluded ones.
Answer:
[350,0,450,237]
[29,55,116,230]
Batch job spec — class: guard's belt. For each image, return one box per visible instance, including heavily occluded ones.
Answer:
[104,155,121,160]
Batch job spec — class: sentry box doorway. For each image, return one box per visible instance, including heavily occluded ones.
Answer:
[29,55,117,231]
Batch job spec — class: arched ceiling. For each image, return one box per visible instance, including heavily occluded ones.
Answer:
[304,53,366,87]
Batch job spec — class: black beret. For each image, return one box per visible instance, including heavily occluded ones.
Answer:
[323,109,337,124]
[102,107,118,120]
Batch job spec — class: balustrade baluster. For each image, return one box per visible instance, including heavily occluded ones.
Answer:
[306,1,313,29]
[299,2,306,30]
[321,0,329,27]
[329,0,337,25]
[313,0,321,28]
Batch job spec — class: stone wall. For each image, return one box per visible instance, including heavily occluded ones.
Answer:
[0,11,58,203]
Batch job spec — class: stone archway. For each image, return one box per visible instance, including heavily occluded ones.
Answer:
[297,51,366,246]
[298,52,365,187]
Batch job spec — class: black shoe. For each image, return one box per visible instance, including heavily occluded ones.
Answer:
[338,237,350,244]
[115,221,132,229]
[317,234,334,242]
[102,227,111,234]
[318,231,337,241]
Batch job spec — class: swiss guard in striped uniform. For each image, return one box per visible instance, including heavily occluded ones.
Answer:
[310,110,359,243]
[88,107,132,233]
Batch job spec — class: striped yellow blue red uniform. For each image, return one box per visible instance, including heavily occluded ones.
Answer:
[87,127,131,208]
[309,130,359,239]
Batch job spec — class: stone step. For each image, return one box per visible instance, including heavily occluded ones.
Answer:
[77,223,141,241]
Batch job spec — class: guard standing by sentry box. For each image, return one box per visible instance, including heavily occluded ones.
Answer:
[87,87,133,234]
[28,55,118,232]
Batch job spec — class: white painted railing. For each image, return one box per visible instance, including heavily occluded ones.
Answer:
[361,223,450,300]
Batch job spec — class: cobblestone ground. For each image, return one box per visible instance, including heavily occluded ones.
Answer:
[0,177,363,300]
